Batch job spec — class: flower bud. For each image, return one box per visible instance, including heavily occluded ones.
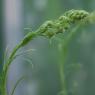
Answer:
[64,9,89,23]
[20,32,37,47]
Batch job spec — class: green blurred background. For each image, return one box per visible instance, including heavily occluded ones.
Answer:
[1,0,95,95]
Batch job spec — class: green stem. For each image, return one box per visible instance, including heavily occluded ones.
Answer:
[2,32,38,95]
[58,42,67,95]
[58,25,81,95]
[3,44,21,95]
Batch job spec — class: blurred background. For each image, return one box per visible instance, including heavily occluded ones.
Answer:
[0,0,95,95]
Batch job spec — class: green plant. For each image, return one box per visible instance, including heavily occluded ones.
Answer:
[0,9,95,95]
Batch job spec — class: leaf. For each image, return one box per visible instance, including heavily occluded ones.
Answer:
[10,76,26,95]
[22,56,33,66]
[64,24,81,46]
[7,48,36,67]
[15,48,36,58]
[3,46,9,64]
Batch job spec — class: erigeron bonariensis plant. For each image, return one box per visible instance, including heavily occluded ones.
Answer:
[0,9,95,95]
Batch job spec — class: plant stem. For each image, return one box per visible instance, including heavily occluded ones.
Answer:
[3,44,21,95]
[58,42,67,95]
[2,32,38,95]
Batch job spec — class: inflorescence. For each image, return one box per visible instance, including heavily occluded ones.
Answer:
[0,9,95,95]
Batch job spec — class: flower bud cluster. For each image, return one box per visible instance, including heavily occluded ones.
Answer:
[37,9,89,38]
[64,9,89,22]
